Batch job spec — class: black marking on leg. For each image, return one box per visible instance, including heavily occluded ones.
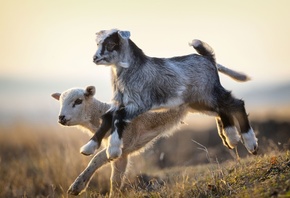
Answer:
[112,107,127,139]
[218,112,237,150]
[216,117,231,149]
[229,98,251,134]
[237,112,251,134]
[219,112,235,128]
[91,111,113,147]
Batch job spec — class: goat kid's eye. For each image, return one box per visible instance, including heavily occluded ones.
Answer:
[73,98,83,107]
[106,43,117,51]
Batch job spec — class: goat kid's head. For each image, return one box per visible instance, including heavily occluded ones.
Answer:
[51,86,96,126]
[93,29,131,68]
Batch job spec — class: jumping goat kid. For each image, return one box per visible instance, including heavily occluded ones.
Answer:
[81,29,258,159]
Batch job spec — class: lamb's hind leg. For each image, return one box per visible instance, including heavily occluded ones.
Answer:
[68,148,109,195]
[233,99,258,154]
[109,155,128,197]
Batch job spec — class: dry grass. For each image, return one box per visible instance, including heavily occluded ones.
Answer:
[0,124,111,198]
[0,123,289,198]
[120,148,290,198]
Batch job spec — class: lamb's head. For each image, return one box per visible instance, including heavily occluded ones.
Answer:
[51,86,96,126]
[93,29,131,68]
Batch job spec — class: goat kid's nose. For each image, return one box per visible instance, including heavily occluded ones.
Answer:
[93,55,99,62]
[59,115,65,121]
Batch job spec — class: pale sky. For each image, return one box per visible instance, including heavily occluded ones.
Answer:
[0,0,290,123]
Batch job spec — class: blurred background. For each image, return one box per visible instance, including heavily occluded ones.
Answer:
[0,0,289,197]
[1,0,290,125]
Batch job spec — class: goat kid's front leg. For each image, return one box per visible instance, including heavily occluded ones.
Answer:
[107,107,128,159]
[68,149,109,195]
[80,111,113,155]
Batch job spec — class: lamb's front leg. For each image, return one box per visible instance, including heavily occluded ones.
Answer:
[68,149,109,195]
[80,111,113,155]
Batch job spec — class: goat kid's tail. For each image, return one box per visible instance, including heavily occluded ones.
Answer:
[216,63,250,82]
[189,39,250,82]
[190,39,216,66]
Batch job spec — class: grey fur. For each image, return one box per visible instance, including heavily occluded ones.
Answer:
[216,64,251,82]
[86,29,258,159]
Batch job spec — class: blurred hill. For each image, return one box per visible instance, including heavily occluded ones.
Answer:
[138,118,290,170]
[0,78,289,126]
[244,81,290,108]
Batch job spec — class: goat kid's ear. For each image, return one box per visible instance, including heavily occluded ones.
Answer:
[96,30,105,36]
[51,93,61,101]
[84,86,96,97]
[118,31,130,40]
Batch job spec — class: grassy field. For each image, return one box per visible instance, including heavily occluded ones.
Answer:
[0,123,289,198]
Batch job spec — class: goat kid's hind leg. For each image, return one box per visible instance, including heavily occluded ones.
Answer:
[218,113,241,149]
[80,111,113,155]
[107,107,127,159]
[234,101,258,154]
[109,155,128,197]
[68,149,109,195]
[216,117,232,149]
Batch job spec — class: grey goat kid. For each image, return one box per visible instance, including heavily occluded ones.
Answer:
[81,29,258,159]
[52,86,189,196]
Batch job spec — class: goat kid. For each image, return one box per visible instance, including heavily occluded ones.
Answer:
[52,86,189,196]
[82,29,258,160]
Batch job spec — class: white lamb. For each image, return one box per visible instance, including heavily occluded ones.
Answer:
[52,86,189,196]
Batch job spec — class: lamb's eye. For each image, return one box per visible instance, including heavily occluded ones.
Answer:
[73,98,83,107]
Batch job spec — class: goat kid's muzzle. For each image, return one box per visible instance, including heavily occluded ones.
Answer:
[93,55,105,64]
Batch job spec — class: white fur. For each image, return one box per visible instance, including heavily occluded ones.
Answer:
[80,140,99,156]
[223,126,241,149]
[107,130,123,159]
[152,97,184,110]
[241,128,258,154]
[95,29,118,44]
[119,62,129,68]
[189,39,202,48]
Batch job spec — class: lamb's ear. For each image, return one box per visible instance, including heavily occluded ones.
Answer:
[51,93,61,101]
[118,31,130,40]
[85,86,96,97]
